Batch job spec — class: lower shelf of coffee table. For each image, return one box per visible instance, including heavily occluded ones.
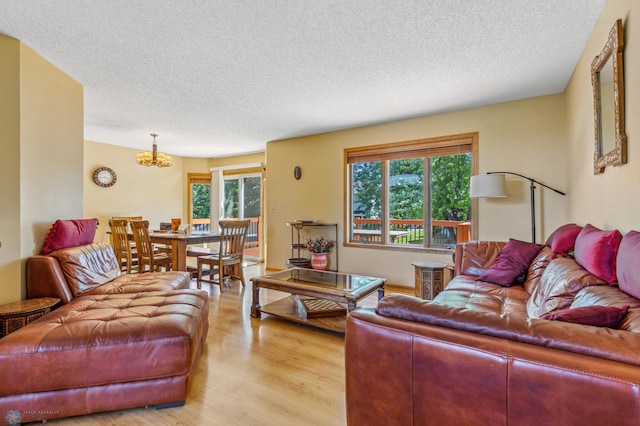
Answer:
[258,295,347,333]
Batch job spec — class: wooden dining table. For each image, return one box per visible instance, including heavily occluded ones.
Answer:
[149,231,220,272]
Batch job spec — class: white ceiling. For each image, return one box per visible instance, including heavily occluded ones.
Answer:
[0,1,607,158]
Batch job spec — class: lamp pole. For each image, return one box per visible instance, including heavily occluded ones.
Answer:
[487,172,565,243]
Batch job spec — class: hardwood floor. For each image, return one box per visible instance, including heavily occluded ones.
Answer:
[34,264,402,426]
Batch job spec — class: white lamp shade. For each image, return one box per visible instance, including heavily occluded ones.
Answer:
[470,174,507,198]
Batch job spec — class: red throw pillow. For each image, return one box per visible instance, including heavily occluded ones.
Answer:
[617,231,640,299]
[40,218,99,255]
[574,224,622,285]
[476,239,544,286]
[545,223,582,256]
[541,305,629,328]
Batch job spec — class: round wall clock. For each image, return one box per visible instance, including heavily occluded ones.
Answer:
[93,167,117,187]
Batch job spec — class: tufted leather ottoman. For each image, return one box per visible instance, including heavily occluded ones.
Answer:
[0,289,209,423]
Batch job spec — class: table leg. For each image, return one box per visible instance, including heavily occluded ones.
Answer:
[172,241,187,271]
[378,284,385,301]
[250,281,261,318]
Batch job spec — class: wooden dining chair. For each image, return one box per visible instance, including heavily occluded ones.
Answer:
[197,220,250,291]
[109,218,138,273]
[130,220,172,272]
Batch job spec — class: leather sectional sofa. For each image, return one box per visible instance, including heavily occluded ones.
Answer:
[0,242,209,424]
[346,226,640,425]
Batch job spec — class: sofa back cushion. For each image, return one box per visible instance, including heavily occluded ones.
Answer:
[522,246,554,295]
[574,224,622,285]
[526,257,607,318]
[50,242,121,296]
[617,231,640,299]
[455,241,506,276]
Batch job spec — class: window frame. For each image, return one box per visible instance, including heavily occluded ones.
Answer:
[344,132,479,254]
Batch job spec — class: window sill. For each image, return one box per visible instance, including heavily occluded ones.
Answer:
[343,242,454,255]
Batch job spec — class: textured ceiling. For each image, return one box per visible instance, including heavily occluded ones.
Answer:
[0,1,606,158]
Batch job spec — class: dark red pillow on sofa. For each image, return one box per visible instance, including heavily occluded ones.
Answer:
[574,224,622,285]
[541,305,629,328]
[40,218,98,255]
[477,238,544,286]
[545,223,583,256]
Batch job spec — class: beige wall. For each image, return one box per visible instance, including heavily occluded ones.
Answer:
[565,0,638,233]
[84,145,266,243]
[84,141,185,242]
[0,36,83,304]
[265,94,567,287]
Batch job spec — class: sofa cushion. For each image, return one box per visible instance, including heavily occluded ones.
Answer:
[574,224,622,285]
[617,231,640,299]
[523,246,554,295]
[476,239,544,286]
[50,242,121,296]
[545,223,582,256]
[527,257,607,318]
[541,305,629,328]
[40,218,99,255]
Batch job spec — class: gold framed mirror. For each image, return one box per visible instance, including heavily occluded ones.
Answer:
[591,19,626,174]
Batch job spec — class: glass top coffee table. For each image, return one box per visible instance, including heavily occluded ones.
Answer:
[250,268,386,333]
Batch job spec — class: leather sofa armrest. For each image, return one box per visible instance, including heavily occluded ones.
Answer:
[27,255,74,304]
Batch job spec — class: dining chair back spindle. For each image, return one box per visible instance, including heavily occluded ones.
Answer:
[130,220,172,272]
[109,219,138,273]
[197,220,250,292]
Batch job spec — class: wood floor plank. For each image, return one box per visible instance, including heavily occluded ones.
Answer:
[32,264,401,426]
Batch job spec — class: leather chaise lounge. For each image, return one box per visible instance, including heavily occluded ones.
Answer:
[0,242,209,424]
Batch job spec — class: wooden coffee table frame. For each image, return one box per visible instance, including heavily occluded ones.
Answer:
[250,268,385,333]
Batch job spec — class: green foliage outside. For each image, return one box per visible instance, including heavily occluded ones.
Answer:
[192,183,210,219]
[430,154,471,221]
[351,154,471,222]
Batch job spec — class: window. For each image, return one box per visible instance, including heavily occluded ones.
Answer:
[188,174,211,231]
[346,133,478,251]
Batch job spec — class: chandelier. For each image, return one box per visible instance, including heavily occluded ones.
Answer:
[136,133,172,167]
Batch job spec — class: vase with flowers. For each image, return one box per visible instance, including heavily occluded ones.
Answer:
[305,236,334,270]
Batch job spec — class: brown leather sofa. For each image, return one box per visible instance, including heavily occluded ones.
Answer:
[346,240,640,425]
[0,243,209,424]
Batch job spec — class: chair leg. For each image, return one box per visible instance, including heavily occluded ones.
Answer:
[196,261,203,289]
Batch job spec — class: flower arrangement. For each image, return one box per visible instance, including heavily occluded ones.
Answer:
[305,236,334,253]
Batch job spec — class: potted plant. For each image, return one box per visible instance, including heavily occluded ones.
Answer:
[305,236,334,270]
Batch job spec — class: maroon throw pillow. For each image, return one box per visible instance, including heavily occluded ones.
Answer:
[541,305,629,328]
[617,231,640,299]
[40,218,98,255]
[545,223,582,256]
[574,224,622,285]
[477,239,544,286]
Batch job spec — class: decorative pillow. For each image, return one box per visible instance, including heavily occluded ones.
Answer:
[476,239,544,286]
[545,223,583,256]
[40,218,99,255]
[617,231,640,299]
[574,224,622,285]
[541,305,629,328]
[529,257,607,318]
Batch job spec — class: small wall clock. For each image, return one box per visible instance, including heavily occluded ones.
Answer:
[93,167,117,187]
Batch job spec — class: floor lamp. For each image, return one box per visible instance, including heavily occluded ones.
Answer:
[470,172,565,243]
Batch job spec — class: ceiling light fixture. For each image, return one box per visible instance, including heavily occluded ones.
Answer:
[136,133,172,167]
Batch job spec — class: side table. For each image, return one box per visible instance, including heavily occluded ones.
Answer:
[0,297,60,338]
[412,262,450,300]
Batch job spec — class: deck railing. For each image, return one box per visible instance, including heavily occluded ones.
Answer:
[353,218,470,248]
